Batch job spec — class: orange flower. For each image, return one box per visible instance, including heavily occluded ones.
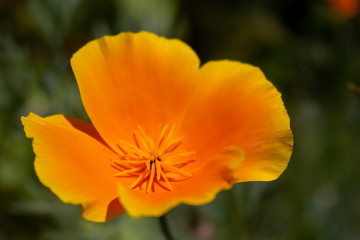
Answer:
[22,32,293,222]
[327,0,359,18]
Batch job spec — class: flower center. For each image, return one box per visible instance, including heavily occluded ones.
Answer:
[110,124,195,193]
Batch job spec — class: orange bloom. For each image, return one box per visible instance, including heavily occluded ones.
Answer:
[327,0,359,18]
[22,32,293,222]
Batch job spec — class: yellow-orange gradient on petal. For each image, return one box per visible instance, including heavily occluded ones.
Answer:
[22,113,124,222]
[22,31,293,220]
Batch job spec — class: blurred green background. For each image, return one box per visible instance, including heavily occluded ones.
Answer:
[1,0,360,239]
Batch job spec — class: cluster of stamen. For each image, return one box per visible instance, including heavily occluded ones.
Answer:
[110,124,195,193]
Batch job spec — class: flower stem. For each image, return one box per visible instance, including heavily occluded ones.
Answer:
[159,214,174,240]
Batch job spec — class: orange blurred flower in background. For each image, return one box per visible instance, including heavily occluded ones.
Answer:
[22,32,293,222]
[327,0,359,18]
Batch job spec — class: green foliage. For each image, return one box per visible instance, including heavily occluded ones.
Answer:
[1,0,360,239]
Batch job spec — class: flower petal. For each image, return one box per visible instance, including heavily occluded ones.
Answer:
[116,146,244,217]
[70,31,200,149]
[180,60,293,182]
[22,113,124,222]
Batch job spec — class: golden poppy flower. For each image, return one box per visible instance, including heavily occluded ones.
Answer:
[22,32,293,222]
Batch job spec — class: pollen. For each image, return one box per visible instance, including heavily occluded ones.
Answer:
[110,124,195,193]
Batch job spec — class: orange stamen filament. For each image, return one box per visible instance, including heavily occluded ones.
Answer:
[147,163,156,193]
[113,166,145,177]
[111,124,195,193]
[130,171,150,189]
[155,159,161,180]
